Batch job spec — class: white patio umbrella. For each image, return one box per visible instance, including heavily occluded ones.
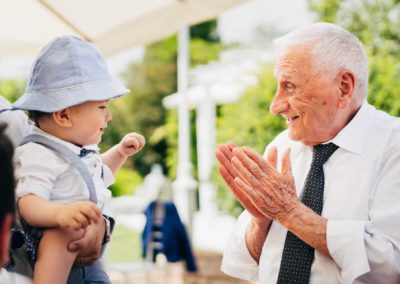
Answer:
[0,0,249,237]
[0,0,247,56]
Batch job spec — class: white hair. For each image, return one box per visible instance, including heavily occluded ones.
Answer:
[274,22,369,103]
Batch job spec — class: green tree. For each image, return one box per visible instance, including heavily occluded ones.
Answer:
[308,0,341,23]
[308,0,400,116]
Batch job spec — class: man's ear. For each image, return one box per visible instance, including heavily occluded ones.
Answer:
[0,214,13,266]
[52,108,73,127]
[337,71,355,109]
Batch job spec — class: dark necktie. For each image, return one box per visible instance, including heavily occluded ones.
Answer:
[277,143,339,284]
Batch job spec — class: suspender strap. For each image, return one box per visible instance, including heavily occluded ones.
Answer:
[19,134,98,204]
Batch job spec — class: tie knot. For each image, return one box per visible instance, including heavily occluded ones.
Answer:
[312,143,338,166]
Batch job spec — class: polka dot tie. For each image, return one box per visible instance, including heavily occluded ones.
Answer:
[277,143,339,284]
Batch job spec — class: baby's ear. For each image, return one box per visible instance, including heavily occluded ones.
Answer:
[53,109,72,127]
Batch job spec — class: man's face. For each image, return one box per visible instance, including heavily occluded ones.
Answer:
[270,47,343,146]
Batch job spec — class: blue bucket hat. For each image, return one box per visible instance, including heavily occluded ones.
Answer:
[13,35,129,112]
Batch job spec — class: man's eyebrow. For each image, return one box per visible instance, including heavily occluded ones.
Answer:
[274,68,295,81]
[280,72,292,80]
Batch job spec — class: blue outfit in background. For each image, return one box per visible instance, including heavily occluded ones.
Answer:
[142,201,197,272]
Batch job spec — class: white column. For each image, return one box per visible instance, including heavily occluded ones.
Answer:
[172,26,197,240]
[196,87,218,215]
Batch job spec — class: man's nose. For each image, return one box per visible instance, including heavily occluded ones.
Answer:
[270,90,289,115]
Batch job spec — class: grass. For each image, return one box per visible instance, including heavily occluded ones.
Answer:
[105,224,143,263]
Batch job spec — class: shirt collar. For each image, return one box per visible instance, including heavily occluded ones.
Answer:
[31,126,99,155]
[330,101,376,155]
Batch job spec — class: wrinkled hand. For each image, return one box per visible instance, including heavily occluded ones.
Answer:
[68,219,105,267]
[56,201,101,230]
[230,145,299,223]
[118,132,145,157]
[216,142,266,222]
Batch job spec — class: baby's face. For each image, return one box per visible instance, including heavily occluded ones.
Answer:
[68,100,112,145]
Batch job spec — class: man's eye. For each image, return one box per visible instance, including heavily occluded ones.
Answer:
[284,83,296,93]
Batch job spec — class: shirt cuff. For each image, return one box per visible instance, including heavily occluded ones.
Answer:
[221,211,259,281]
[327,220,370,284]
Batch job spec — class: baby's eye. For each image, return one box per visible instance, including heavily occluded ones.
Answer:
[99,106,107,110]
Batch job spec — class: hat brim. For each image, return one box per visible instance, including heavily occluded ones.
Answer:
[13,79,129,112]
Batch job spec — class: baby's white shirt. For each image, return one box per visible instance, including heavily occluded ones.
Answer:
[14,126,114,217]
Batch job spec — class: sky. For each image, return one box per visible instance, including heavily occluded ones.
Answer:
[0,0,313,80]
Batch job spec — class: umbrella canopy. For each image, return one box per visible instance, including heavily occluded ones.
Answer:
[0,0,247,56]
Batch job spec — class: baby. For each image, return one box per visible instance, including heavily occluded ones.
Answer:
[12,35,145,284]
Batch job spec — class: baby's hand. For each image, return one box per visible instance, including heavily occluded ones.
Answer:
[118,132,146,157]
[56,201,101,230]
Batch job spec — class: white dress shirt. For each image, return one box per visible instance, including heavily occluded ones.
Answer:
[221,102,400,284]
[0,96,31,146]
[14,126,115,216]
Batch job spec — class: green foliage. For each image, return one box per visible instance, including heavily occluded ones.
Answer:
[101,35,178,177]
[164,109,198,181]
[190,38,223,67]
[109,167,143,197]
[0,79,26,102]
[190,20,222,67]
[214,66,286,216]
[308,0,342,23]
[334,0,400,56]
[165,111,179,180]
[190,20,220,42]
[308,0,400,116]
[368,54,400,116]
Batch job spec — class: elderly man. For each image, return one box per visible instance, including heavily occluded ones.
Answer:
[216,22,400,283]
